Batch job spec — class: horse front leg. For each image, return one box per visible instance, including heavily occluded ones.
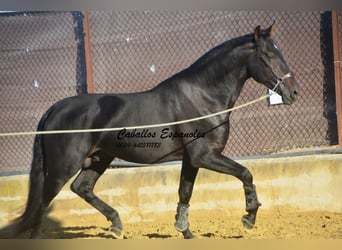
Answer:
[175,158,199,239]
[197,153,262,230]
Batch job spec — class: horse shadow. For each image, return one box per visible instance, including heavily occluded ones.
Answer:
[142,233,173,239]
[42,216,114,239]
[0,214,113,239]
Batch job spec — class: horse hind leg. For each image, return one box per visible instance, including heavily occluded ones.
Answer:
[70,152,124,239]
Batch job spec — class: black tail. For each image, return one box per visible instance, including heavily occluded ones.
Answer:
[13,132,45,236]
[0,108,52,238]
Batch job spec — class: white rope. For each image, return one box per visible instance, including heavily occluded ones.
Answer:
[0,93,272,137]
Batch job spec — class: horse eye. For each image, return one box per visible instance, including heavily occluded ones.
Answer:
[265,51,275,58]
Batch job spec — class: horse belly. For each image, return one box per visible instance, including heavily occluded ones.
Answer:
[114,141,183,164]
[110,128,184,164]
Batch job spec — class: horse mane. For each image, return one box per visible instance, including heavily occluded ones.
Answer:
[188,33,254,72]
[152,32,255,92]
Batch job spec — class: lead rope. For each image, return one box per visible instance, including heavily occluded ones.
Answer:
[0,92,277,137]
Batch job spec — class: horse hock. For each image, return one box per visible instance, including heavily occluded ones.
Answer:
[242,184,262,229]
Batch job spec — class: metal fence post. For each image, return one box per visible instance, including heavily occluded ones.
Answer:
[332,11,342,147]
[72,11,88,94]
[82,11,95,94]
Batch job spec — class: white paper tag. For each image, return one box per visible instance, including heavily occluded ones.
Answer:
[268,89,283,105]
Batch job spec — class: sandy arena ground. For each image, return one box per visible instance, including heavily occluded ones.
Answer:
[37,209,342,239]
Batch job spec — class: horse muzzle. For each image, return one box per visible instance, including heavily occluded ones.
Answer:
[279,77,300,105]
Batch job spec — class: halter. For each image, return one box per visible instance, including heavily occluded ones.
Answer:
[271,72,293,92]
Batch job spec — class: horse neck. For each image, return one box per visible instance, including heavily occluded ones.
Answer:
[179,42,253,112]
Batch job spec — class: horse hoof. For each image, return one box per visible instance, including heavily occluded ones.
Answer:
[109,226,126,239]
[241,214,254,230]
[182,229,195,239]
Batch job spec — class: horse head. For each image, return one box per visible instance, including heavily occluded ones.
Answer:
[247,23,300,104]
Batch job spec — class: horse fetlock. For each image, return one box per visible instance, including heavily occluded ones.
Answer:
[108,213,125,239]
[174,203,190,232]
[241,204,260,229]
[241,213,255,229]
[245,197,262,211]
[244,184,262,211]
[107,212,123,231]
[109,225,126,239]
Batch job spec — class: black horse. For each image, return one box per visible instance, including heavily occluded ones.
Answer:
[3,24,299,239]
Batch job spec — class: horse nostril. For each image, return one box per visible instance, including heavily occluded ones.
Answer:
[291,88,300,100]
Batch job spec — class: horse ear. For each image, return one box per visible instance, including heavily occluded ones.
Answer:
[254,25,262,41]
[266,22,276,37]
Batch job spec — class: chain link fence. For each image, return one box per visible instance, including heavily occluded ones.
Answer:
[0,11,340,175]
[89,11,338,156]
[0,11,86,174]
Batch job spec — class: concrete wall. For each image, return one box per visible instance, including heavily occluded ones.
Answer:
[0,154,341,228]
